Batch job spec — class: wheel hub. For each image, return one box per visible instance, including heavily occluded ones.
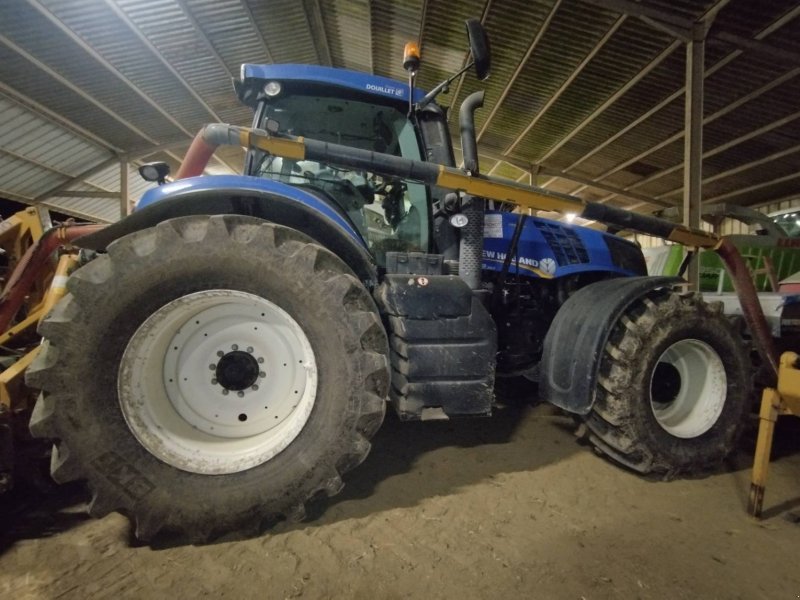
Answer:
[215,350,261,391]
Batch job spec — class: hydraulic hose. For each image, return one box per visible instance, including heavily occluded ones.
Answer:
[0,223,105,332]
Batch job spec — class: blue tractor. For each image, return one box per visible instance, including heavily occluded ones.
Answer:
[28,20,751,542]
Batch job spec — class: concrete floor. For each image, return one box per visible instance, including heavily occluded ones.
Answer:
[1,404,799,599]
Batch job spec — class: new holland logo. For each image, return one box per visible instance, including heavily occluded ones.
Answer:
[539,258,557,275]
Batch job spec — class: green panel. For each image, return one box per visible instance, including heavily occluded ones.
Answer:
[662,245,685,276]
[699,245,800,292]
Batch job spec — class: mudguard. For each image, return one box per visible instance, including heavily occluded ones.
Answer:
[76,176,378,284]
[540,276,682,415]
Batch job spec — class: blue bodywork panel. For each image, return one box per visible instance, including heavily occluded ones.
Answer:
[482,211,642,279]
[136,175,366,247]
[240,64,425,105]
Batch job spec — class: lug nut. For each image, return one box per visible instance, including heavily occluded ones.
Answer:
[211,378,217,385]
[237,391,245,398]
[209,364,216,370]
[257,357,265,364]
[231,344,238,351]
[222,389,229,396]
[259,371,266,378]
[217,351,224,357]
[247,346,254,353]
[251,384,259,391]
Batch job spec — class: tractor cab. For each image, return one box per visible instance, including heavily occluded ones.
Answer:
[235,64,451,265]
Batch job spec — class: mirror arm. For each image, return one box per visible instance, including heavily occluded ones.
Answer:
[415,61,474,111]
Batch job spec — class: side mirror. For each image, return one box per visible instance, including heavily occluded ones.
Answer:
[465,18,491,81]
[138,162,171,185]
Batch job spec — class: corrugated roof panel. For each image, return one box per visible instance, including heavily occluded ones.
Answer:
[317,0,372,73]
[0,154,66,198]
[543,46,689,171]
[246,0,317,65]
[0,99,110,175]
[0,44,147,150]
[1,0,799,218]
[371,0,424,81]
[477,0,622,153]
[185,0,272,86]
[415,0,486,94]
[450,0,562,129]
[114,0,252,126]
[38,0,218,134]
[510,17,676,162]
[44,195,121,223]
[0,1,187,142]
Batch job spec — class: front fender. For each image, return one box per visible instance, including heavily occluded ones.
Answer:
[77,176,377,284]
[540,276,682,415]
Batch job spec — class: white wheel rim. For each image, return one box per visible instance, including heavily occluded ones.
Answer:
[649,338,727,438]
[118,290,317,475]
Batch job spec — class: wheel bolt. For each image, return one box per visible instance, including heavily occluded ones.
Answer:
[257,357,265,364]
[222,389,229,396]
[251,384,259,391]
[217,351,224,357]
[209,364,215,370]
[237,391,245,398]
[232,344,238,351]
[259,371,266,378]
[247,346,254,353]
[211,378,217,385]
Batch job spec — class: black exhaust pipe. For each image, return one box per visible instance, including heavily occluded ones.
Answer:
[458,91,485,291]
[459,91,485,176]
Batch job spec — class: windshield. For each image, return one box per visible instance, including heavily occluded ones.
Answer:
[251,94,430,265]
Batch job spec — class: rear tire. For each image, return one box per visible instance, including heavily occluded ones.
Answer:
[580,289,751,477]
[27,216,389,543]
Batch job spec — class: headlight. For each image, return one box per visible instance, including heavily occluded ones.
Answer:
[263,81,282,97]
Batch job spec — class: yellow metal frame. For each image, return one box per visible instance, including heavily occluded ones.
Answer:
[0,252,78,413]
[748,351,800,518]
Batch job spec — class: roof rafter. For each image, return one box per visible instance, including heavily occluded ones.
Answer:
[589,66,800,184]
[503,15,627,156]
[561,4,800,175]
[1,32,158,145]
[0,84,119,153]
[0,147,114,193]
[476,0,563,141]
[656,142,800,201]
[367,0,375,74]
[34,157,120,202]
[171,0,237,77]
[238,0,275,63]
[537,39,681,167]
[584,0,800,65]
[704,171,800,204]
[303,0,332,66]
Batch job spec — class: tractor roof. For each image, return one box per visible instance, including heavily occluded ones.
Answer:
[236,64,426,108]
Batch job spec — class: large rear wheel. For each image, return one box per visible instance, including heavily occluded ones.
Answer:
[27,215,389,542]
[580,289,752,476]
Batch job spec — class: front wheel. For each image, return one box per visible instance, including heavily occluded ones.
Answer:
[28,216,390,542]
[580,289,752,476]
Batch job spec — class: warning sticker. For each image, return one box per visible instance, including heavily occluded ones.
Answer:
[483,213,503,238]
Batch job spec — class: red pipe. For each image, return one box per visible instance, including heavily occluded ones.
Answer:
[716,238,779,383]
[174,130,218,180]
[0,223,106,332]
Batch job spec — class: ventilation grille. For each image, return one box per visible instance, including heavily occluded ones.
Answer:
[534,221,590,266]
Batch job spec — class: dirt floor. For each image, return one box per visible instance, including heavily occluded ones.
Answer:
[1,403,799,600]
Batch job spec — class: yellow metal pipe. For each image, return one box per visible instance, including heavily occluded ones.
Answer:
[38,254,79,321]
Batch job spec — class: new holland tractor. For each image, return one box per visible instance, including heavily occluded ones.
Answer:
[19,20,762,542]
